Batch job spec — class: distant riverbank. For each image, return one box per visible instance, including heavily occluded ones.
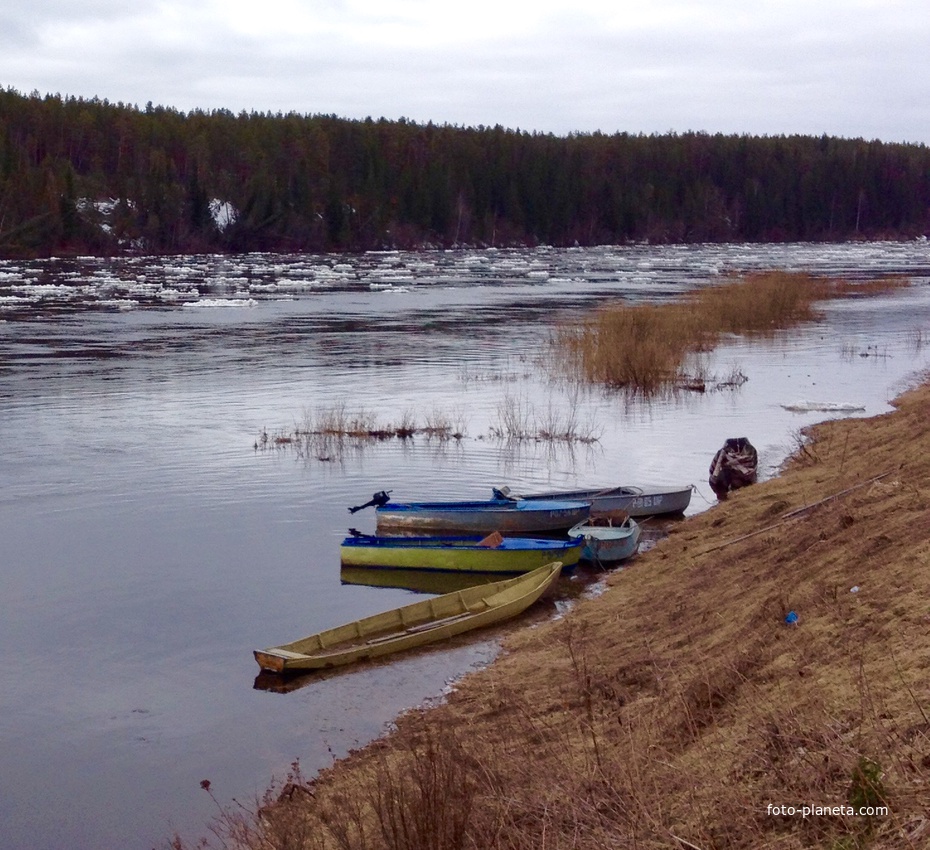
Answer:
[3,89,930,258]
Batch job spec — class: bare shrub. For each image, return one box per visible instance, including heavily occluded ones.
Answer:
[367,727,478,850]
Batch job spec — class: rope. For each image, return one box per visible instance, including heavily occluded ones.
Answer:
[697,470,896,556]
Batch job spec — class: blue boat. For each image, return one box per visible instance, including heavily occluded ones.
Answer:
[369,497,591,535]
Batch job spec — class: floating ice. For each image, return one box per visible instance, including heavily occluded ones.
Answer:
[781,401,866,413]
[87,299,139,310]
[157,288,199,301]
[183,298,258,308]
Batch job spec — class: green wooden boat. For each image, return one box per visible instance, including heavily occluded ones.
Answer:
[340,531,582,573]
[254,561,563,673]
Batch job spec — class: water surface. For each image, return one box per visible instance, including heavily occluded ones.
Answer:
[1,241,929,850]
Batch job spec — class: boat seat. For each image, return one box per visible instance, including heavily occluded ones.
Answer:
[405,611,474,634]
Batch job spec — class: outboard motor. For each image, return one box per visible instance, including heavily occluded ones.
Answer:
[348,490,392,514]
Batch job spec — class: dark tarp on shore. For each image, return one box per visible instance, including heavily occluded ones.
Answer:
[709,437,758,499]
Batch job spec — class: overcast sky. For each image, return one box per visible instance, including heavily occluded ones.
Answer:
[1,0,927,144]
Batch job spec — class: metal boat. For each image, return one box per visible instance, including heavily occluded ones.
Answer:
[569,516,642,564]
[371,497,591,535]
[495,484,692,518]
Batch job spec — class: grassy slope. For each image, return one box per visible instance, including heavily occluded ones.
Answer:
[221,377,930,850]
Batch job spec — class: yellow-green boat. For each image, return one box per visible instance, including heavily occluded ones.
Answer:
[340,532,582,573]
[254,561,563,673]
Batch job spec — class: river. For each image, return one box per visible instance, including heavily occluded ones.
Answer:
[1,241,928,850]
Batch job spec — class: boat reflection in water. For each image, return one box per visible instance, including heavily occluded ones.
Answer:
[340,565,505,595]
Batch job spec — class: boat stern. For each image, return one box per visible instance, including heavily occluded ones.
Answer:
[254,648,311,673]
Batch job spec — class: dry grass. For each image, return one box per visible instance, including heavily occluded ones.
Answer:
[555,272,910,395]
[489,390,602,444]
[255,404,468,459]
[182,372,930,850]
[258,394,602,458]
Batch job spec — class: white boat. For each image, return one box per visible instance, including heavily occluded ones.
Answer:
[569,516,642,564]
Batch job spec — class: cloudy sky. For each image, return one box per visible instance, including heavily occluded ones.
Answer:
[1,0,927,143]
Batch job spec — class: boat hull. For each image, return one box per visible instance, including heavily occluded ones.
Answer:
[254,562,563,673]
[569,518,642,564]
[375,499,590,534]
[340,534,582,573]
[517,485,692,518]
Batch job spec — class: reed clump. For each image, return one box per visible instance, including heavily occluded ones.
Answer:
[556,272,909,394]
[558,301,699,391]
[255,404,468,459]
[694,271,824,334]
[489,391,601,444]
[258,395,603,458]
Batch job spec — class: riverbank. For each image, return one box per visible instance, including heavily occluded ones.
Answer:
[187,376,930,850]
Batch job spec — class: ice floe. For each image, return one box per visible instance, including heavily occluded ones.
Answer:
[781,401,866,413]
[183,298,258,308]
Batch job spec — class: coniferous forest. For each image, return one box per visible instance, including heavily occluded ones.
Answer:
[1,86,929,258]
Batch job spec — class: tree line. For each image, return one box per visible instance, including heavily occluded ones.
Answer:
[1,86,929,258]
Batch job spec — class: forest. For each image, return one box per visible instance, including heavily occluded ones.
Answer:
[1,86,929,258]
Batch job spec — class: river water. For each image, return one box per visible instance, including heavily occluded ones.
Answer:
[1,241,929,850]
